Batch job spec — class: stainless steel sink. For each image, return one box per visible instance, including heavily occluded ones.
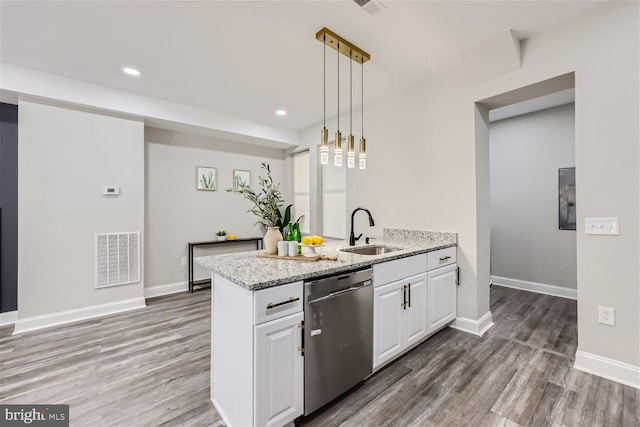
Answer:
[340,245,403,256]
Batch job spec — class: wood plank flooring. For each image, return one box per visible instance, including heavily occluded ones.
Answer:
[1,286,638,426]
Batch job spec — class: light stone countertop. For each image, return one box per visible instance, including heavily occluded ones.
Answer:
[196,228,457,291]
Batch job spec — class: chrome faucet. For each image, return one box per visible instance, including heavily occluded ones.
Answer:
[350,208,375,246]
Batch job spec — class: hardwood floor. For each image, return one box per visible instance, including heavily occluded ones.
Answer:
[0,291,222,426]
[1,286,637,426]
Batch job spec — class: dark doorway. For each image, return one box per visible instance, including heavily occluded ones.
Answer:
[1,102,18,313]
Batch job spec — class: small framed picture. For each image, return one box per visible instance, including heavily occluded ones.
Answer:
[196,166,217,191]
[233,170,251,190]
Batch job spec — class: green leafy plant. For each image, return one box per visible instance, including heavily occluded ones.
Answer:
[227,162,284,227]
[215,230,226,236]
[276,204,304,238]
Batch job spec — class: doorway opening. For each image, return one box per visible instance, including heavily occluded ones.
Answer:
[475,72,578,358]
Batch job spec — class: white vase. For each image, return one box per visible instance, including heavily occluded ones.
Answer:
[263,226,283,255]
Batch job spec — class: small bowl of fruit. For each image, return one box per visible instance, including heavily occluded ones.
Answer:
[300,235,325,257]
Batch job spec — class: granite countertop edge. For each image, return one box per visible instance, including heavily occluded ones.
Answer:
[196,228,457,291]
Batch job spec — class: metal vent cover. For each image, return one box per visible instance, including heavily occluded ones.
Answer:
[353,0,386,16]
[95,231,140,288]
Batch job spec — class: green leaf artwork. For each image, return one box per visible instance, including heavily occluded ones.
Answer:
[197,167,216,191]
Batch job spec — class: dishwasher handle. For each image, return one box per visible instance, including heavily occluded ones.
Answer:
[308,282,371,305]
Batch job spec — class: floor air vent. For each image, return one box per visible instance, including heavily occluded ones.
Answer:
[95,231,140,288]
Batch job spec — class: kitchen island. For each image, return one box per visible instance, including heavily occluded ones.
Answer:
[197,228,458,427]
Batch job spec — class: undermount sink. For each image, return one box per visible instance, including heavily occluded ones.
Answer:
[340,245,404,256]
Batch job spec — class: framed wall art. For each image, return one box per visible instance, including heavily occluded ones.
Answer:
[196,166,217,191]
[233,169,250,190]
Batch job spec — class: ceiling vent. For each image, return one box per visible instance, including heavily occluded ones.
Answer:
[353,0,386,17]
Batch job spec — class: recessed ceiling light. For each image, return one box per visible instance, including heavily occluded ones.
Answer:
[122,67,141,77]
[276,110,287,116]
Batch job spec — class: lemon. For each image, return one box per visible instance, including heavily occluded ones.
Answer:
[301,236,314,245]
[227,234,236,239]
[312,235,324,245]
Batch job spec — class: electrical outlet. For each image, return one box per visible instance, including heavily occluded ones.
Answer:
[180,257,187,266]
[598,306,615,326]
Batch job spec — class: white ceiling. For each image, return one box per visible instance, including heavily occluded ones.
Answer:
[1,1,608,131]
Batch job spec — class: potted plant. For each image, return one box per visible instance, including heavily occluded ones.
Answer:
[216,230,227,241]
[227,162,285,254]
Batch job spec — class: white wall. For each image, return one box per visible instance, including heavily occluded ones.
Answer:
[299,2,639,368]
[18,100,145,318]
[490,104,576,289]
[144,128,287,288]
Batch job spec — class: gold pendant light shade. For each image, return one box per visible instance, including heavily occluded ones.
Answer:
[359,137,366,170]
[347,135,356,169]
[320,127,329,165]
[334,131,343,167]
[317,27,369,170]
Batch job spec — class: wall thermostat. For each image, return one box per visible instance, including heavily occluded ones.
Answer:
[102,186,120,196]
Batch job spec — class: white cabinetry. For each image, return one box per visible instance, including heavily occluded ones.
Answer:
[255,312,303,427]
[373,272,428,369]
[427,264,457,332]
[373,280,404,366]
[212,275,303,427]
[404,273,428,346]
[372,248,458,371]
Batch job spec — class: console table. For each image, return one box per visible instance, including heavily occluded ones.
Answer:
[188,237,263,292]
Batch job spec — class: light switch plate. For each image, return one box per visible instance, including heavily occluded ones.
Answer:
[585,217,619,235]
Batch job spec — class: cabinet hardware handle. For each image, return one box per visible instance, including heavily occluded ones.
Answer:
[266,296,300,310]
[402,285,407,309]
[299,320,304,356]
[439,255,451,261]
[408,283,411,308]
[456,267,460,286]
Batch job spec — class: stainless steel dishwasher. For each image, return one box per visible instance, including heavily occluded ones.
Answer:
[303,268,373,415]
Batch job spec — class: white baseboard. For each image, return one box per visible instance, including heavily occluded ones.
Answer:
[12,297,146,335]
[491,275,577,300]
[450,311,494,336]
[144,281,188,299]
[0,310,18,326]
[574,350,640,389]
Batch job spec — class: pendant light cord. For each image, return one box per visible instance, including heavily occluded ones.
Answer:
[337,42,339,132]
[350,51,353,135]
[323,35,326,128]
[361,57,364,138]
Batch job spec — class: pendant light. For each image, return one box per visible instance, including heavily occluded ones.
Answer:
[315,28,370,170]
[320,34,329,165]
[334,42,343,167]
[359,57,366,170]
[347,50,355,169]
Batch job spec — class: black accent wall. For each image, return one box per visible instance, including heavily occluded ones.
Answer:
[0,102,18,313]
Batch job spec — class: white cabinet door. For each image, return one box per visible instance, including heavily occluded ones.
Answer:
[373,280,404,369]
[254,312,303,427]
[403,272,428,347]
[427,264,457,332]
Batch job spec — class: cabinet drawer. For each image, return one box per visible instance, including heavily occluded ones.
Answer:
[427,247,457,271]
[254,281,303,325]
[373,254,427,287]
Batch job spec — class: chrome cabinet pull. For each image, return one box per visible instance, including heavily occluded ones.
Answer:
[266,296,300,310]
[439,255,451,261]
